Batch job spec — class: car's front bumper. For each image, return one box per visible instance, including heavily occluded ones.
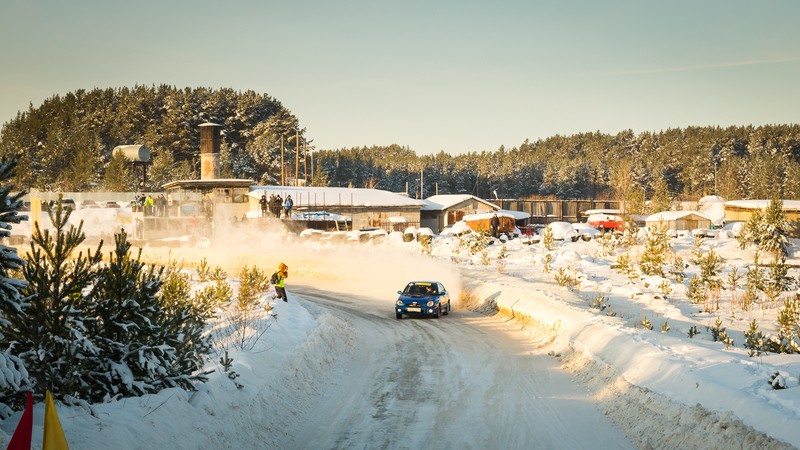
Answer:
[397,304,439,316]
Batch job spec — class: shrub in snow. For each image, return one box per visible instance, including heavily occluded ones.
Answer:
[554,268,576,289]
[594,232,618,258]
[770,372,787,390]
[661,320,670,333]
[226,265,272,351]
[614,252,637,282]
[688,325,700,338]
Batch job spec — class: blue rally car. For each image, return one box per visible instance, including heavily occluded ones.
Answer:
[395,281,451,319]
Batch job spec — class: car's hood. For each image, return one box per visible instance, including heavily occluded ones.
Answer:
[398,294,436,302]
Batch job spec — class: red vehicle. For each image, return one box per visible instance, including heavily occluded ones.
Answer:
[587,213,624,232]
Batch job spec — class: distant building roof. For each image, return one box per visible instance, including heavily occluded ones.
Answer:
[248,185,425,208]
[162,179,255,190]
[725,200,800,211]
[421,194,499,211]
[645,210,712,222]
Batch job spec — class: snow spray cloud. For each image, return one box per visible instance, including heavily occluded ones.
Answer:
[18,208,463,305]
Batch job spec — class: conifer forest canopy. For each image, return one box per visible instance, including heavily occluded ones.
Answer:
[1,85,799,201]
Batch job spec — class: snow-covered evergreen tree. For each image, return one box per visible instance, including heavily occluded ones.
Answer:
[0,158,32,415]
[11,197,103,402]
[85,229,175,400]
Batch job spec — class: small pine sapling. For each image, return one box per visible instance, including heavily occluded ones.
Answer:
[591,292,608,311]
[658,280,672,302]
[668,253,686,282]
[661,320,670,333]
[709,317,727,342]
[639,314,653,330]
[744,319,766,357]
[688,325,700,338]
[554,268,577,289]
[541,226,555,251]
[196,257,211,282]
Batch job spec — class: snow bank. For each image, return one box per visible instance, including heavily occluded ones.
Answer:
[462,269,799,448]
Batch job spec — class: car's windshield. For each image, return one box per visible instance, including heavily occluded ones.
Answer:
[403,283,437,296]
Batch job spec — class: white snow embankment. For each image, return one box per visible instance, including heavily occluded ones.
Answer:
[0,298,355,450]
[462,268,800,448]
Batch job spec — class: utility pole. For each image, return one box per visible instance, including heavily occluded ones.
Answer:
[295,130,300,187]
[280,135,285,186]
[420,167,424,199]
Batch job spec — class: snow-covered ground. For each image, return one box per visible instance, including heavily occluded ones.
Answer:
[1,203,799,448]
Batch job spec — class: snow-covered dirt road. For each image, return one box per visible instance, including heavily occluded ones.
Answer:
[274,283,635,450]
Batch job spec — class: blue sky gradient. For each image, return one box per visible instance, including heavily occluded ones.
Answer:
[1,0,798,154]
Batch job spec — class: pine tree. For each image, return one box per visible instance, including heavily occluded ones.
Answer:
[0,158,33,413]
[11,197,103,401]
[85,229,172,400]
[761,197,791,256]
[640,225,670,276]
[104,149,134,191]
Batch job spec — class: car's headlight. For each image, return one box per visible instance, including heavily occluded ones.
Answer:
[426,300,434,307]
[396,300,403,306]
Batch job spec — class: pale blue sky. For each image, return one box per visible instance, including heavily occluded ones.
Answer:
[1,0,799,154]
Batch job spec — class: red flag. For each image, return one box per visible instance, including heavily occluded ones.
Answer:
[6,392,33,450]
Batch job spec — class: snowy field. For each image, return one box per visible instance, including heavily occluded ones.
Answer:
[1,202,799,449]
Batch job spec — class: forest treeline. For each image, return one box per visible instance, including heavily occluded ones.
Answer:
[1,86,800,209]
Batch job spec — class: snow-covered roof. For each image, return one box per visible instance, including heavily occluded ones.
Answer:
[583,208,623,216]
[249,186,425,208]
[290,211,350,221]
[498,209,530,220]
[724,199,800,211]
[462,211,516,221]
[698,195,726,205]
[645,210,712,222]
[587,214,623,223]
[421,194,499,211]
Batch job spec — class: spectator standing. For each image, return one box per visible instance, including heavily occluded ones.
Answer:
[144,195,155,216]
[273,195,283,217]
[157,194,166,217]
[284,195,293,218]
[259,195,268,217]
[490,213,500,238]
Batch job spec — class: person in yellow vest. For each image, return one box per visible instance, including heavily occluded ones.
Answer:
[272,263,288,302]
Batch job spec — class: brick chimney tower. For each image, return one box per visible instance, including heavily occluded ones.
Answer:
[199,122,222,180]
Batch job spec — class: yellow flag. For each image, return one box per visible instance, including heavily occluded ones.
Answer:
[43,390,70,450]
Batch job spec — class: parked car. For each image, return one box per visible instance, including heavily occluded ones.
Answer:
[81,199,100,209]
[572,223,602,241]
[547,222,579,242]
[104,201,121,208]
[59,199,76,211]
[395,281,451,319]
